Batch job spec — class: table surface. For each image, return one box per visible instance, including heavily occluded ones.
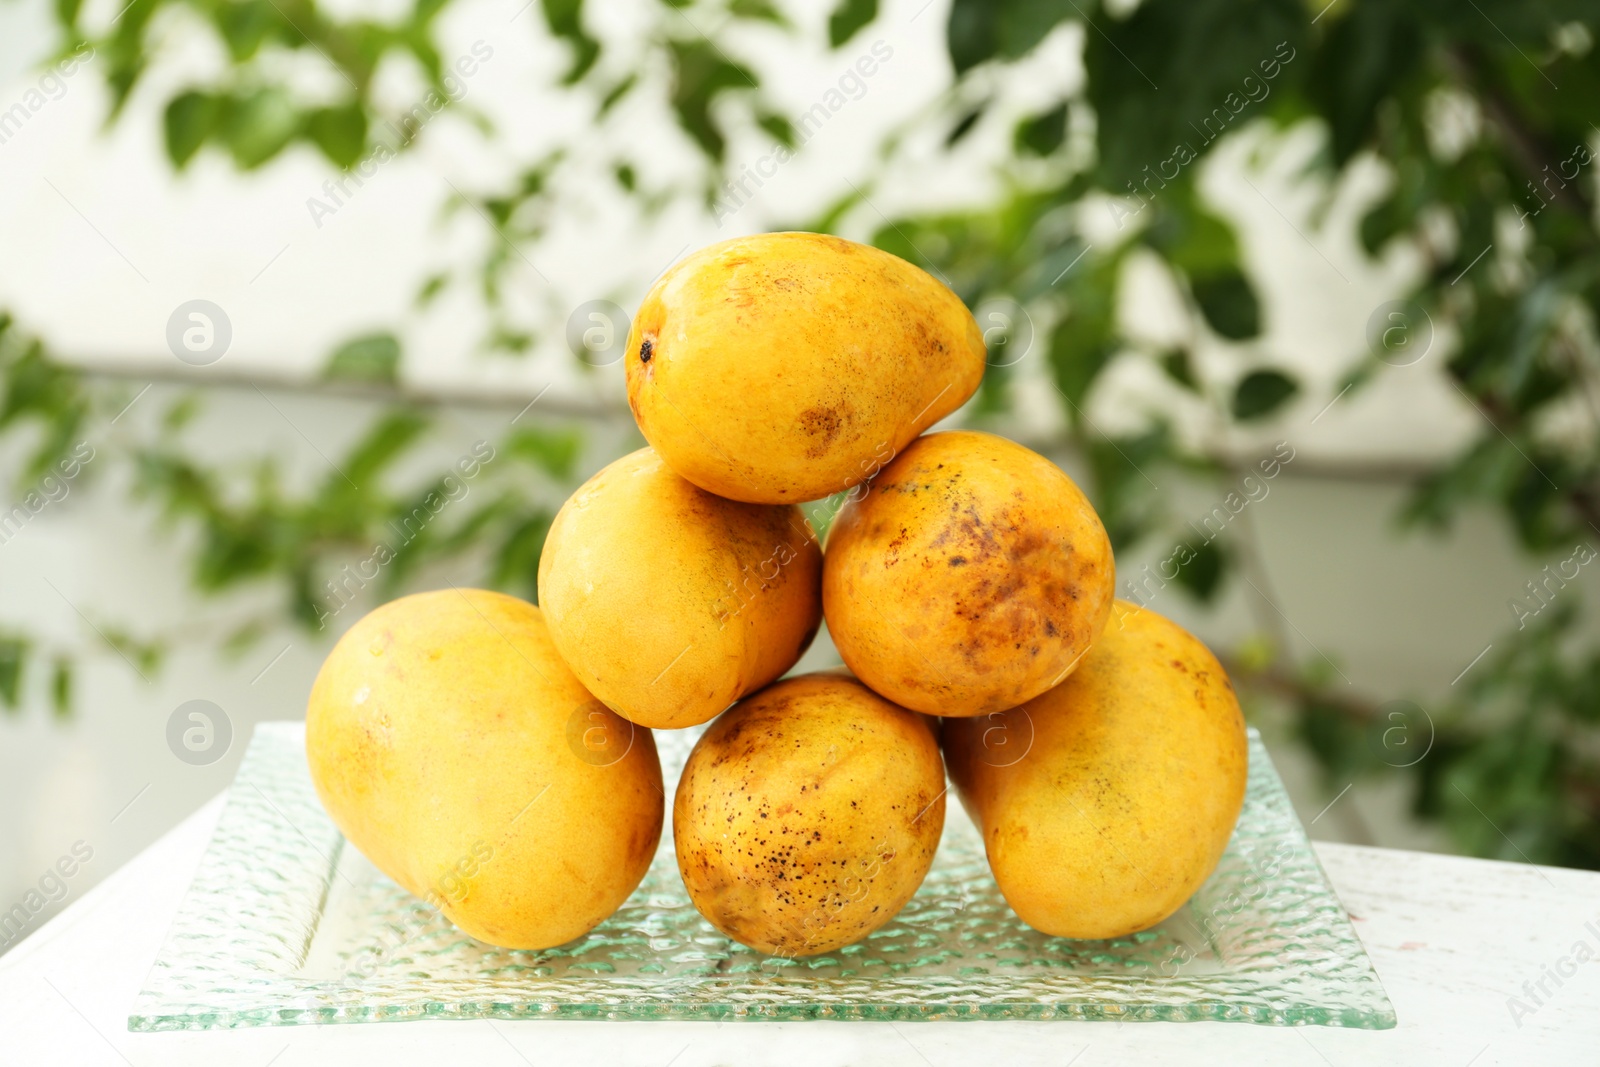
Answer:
[2,791,1597,1066]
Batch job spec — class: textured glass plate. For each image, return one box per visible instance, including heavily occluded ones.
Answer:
[129,722,1394,1030]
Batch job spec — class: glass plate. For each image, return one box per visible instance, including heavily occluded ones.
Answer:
[128,722,1395,1029]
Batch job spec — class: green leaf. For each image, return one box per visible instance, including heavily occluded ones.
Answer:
[484,324,534,356]
[162,393,202,432]
[757,110,797,148]
[1359,184,1414,256]
[164,90,221,168]
[948,0,1075,73]
[505,426,583,480]
[1191,269,1260,339]
[0,337,88,481]
[215,0,278,62]
[50,657,71,719]
[947,0,999,74]
[1297,697,1375,784]
[404,492,515,570]
[1049,317,1116,412]
[1085,0,1307,188]
[668,39,757,161]
[324,333,402,385]
[599,74,637,116]
[808,186,868,234]
[1307,1,1422,165]
[102,628,165,677]
[222,88,300,169]
[414,272,449,308]
[1232,369,1299,421]
[339,409,431,488]
[731,0,791,26]
[1404,430,1575,551]
[1015,101,1067,156]
[828,0,877,47]
[412,0,451,26]
[0,637,25,709]
[945,101,985,147]
[491,511,554,598]
[1173,539,1227,601]
[1159,347,1200,391]
[1144,181,1260,339]
[1145,191,1241,273]
[222,620,268,657]
[1048,247,1122,415]
[305,103,368,168]
[541,0,601,83]
[1083,424,1173,551]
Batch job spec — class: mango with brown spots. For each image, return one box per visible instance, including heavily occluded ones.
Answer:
[306,588,663,950]
[822,430,1114,717]
[673,672,945,956]
[942,602,1248,939]
[625,231,986,504]
[538,447,822,729]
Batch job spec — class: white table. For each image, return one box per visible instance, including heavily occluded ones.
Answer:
[2,791,1596,1065]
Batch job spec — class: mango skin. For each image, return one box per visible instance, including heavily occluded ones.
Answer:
[942,603,1248,939]
[822,430,1114,717]
[538,447,822,730]
[306,589,663,950]
[625,231,986,504]
[673,672,945,956]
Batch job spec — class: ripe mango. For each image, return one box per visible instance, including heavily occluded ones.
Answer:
[305,588,663,950]
[942,603,1248,939]
[537,447,822,730]
[673,672,945,956]
[822,430,1114,717]
[625,231,986,504]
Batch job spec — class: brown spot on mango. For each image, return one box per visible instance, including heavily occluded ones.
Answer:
[797,406,844,458]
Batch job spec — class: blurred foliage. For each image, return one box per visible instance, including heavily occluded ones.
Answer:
[9,0,1599,867]
[323,332,402,385]
[61,0,452,169]
[0,313,88,482]
[130,387,582,632]
[0,313,93,717]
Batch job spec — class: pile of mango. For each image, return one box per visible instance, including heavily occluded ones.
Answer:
[306,233,1248,958]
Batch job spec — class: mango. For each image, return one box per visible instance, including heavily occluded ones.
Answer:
[673,672,945,956]
[625,231,986,504]
[305,588,663,950]
[537,447,822,730]
[822,430,1114,717]
[942,603,1248,939]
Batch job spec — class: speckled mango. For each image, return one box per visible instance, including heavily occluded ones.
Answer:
[942,602,1248,939]
[305,588,663,950]
[822,430,1114,717]
[624,231,986,504]
[673,672,945,956]
[537,447,822,730]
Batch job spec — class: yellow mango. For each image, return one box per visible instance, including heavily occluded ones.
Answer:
[537,447,822,729]
[673,672,945,956]
[822,430,1114,717]
[306,588,663,950]
[942,603,1248,939]
[625,231,986,504]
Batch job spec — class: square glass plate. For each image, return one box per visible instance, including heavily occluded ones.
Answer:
[129,722,1395,1029]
